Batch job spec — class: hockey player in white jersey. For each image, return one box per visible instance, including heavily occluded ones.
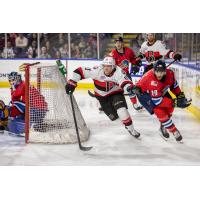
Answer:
[65,56,140,138]
[139,33,182,73]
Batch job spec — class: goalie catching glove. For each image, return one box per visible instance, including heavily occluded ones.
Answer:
[175,92,191,108]
[65,80,77,94]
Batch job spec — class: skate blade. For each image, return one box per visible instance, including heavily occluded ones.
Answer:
[131,133,142,140]
[176,140,184,144]
[159,132,169,141]
[135,136,142,140]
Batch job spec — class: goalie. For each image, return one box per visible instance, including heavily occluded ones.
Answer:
[6,71,48,136]
[7,72,26,135]
[65,56,141,138]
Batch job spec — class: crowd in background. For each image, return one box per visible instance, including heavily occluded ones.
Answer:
[0,33,101,59]
[0,33,200,63]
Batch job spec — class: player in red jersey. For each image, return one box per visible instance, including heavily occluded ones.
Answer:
[110,37,141,74]
[109,36,142,110]
[130,60,191,142]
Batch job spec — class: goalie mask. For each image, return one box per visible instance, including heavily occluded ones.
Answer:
[8,71,22,85]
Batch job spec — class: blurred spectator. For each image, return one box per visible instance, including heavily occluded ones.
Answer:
[15,33,28,57]
[40,34,49,47]
[58,37,65,49]
[45,40,55,57]
[27,47,34,58]
[39,46,51,58]
[73,46,81,58]
[1,41,15,58]
[28,33,37,47]
[55,50,61,59]
[0,34,5,56]
[59,43,69,58]
[31,40,37,57]
[70,42,76,57]
[88,33,97,48]
[79,36,86,50]
[83,45,94,58]
[7,33,17,47]
[27,40,38,58]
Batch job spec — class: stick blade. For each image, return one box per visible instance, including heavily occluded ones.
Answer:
[80,146,93,151]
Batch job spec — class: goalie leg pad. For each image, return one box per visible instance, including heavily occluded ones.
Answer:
[7,117,25,135]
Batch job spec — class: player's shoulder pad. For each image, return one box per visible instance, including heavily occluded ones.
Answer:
[166,68,175,75]
[141,41,148,47]
[115,66,126,74]
[157,40,166,46]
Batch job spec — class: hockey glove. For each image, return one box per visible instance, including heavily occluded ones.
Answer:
[65,80,77,94]
[175,92,191,108]
[173,53,182,61]
[135,58,142,66]
[56,59,62,66]
[128,85,142,96]
[56,60,67,76]
[137,54,144,59]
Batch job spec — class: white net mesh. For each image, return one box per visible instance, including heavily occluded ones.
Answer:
[27,64,90,144]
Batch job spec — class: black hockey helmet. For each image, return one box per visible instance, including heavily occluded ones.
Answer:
[153,60,166,72]
[115,36,123,42]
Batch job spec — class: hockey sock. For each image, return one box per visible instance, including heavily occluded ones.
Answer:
[117,107,133,128]
[160,118,177,133]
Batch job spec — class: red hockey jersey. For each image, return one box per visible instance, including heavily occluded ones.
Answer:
[110,47,137,73]
[11,81,25,103]
[136,69,181,106]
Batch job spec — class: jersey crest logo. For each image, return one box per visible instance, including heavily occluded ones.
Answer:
[151,81,158,86]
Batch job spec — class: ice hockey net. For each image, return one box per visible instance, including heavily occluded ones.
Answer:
[24,63,90,144]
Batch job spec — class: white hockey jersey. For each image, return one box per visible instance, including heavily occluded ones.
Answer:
[140,40,175,63]
[70,65,133,97]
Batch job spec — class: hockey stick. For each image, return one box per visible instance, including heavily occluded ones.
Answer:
[88,90,96,98]
[166,59,177,68]
[69,93,92,151]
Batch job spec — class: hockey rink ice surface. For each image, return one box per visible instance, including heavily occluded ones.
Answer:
[0,89,200,166]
